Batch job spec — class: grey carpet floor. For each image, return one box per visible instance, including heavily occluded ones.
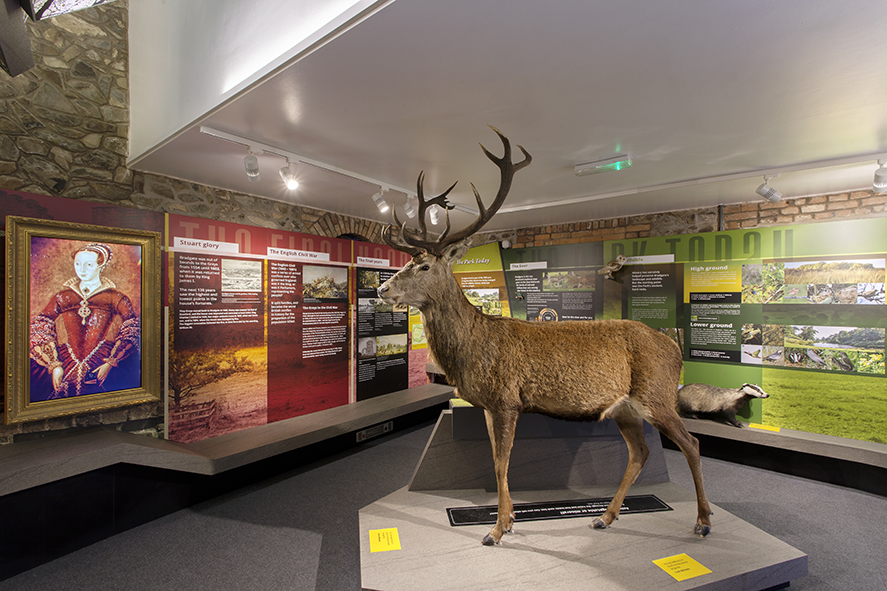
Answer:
[1,420,884,590]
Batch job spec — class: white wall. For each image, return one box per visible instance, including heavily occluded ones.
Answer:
[128,0,391,164]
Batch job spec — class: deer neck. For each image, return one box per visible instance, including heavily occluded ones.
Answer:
[420,273,483,380]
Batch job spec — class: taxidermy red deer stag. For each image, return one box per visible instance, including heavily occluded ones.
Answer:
[378,126,712,545]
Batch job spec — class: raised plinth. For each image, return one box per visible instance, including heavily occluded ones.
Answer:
[359,409,807,591]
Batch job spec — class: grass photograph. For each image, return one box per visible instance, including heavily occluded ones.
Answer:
[763,368,887,443]
[784,258,885,285]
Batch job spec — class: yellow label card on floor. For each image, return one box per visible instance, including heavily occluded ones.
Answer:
[750,423,781,432]
[369,528,401,553]
[653,553,712,581]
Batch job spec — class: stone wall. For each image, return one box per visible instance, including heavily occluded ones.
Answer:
[133,173,388,242]
[0,2,130,200]
[0,1,389,243]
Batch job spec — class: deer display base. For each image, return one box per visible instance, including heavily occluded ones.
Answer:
[359,410,807,591]
[408,408,670,492]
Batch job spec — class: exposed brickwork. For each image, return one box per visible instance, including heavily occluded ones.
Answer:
[499,192,886,249]
[720,191,887,230]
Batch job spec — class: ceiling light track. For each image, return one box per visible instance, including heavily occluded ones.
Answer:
[200,126,479,215]
[501,150,887,214]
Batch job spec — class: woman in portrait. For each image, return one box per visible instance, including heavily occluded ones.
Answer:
[29,242,141,401]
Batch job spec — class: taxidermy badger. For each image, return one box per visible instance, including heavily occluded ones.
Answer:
[677,383,769,428]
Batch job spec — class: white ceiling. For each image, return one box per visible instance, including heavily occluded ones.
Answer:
[130,0,887,235]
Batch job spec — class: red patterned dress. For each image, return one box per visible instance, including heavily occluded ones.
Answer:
[30,277,140,401]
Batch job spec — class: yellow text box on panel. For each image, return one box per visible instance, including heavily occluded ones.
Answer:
[369,528,401,553]
[653,553,712,581]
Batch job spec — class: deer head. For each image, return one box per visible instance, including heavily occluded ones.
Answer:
[377,126,531,310]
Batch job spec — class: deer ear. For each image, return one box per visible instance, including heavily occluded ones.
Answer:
[442,237,473,266]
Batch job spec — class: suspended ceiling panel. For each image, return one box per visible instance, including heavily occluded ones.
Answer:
[131,0,887,233]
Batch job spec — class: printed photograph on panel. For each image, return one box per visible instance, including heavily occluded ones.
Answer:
[303,265,348,300]
[221,258,262,292]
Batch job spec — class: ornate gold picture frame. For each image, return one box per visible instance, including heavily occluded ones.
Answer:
[5,216,162,424]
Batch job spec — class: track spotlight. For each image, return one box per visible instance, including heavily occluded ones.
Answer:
[429,204,440,225]
[372,187,390,213]
[279,160,299,190]
[403,195,416,218]
[874,160,887,195]
[244,147,261,182]
[755,175,782,203]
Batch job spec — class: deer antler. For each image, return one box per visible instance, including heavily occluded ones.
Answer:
[380,172,457,256]
[380,223,424,258]
[381,126,532,257]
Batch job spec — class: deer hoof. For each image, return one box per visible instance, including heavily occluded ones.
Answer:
[592,517,609,529]
[482,534,500,546]
[694,523,711,537]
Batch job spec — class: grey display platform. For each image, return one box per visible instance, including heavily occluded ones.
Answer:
[0,383,454,497]
[359,408,807,591]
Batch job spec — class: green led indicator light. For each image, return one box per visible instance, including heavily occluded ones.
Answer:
[575,155,633,176]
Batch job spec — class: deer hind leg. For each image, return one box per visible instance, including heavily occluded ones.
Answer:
[593,414,649,529]
[482,407,519,546]
[649,409,713,536]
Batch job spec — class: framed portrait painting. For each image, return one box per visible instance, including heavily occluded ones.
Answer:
[5,216,162,424]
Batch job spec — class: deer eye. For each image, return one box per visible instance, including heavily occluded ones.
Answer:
[419,264,430,271]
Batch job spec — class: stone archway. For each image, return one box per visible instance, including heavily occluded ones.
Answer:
[308,211,386,243]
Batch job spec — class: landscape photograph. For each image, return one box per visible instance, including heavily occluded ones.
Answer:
[303,265,348,300]
[784,258,885,285]
[463,288,503,316]
[221,258,262,292]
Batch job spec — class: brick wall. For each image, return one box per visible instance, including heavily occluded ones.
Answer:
[504,190,886,249]
[722,190,886,229]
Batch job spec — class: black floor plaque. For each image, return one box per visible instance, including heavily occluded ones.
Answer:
[447,494,672,526]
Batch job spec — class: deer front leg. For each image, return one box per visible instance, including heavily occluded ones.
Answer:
[482,407,519,546]
[484,409,515,534]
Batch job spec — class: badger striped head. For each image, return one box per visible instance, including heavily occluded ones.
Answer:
[740,383,769,398]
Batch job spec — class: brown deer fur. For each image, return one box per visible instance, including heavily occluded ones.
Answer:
[378,128,712,546]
